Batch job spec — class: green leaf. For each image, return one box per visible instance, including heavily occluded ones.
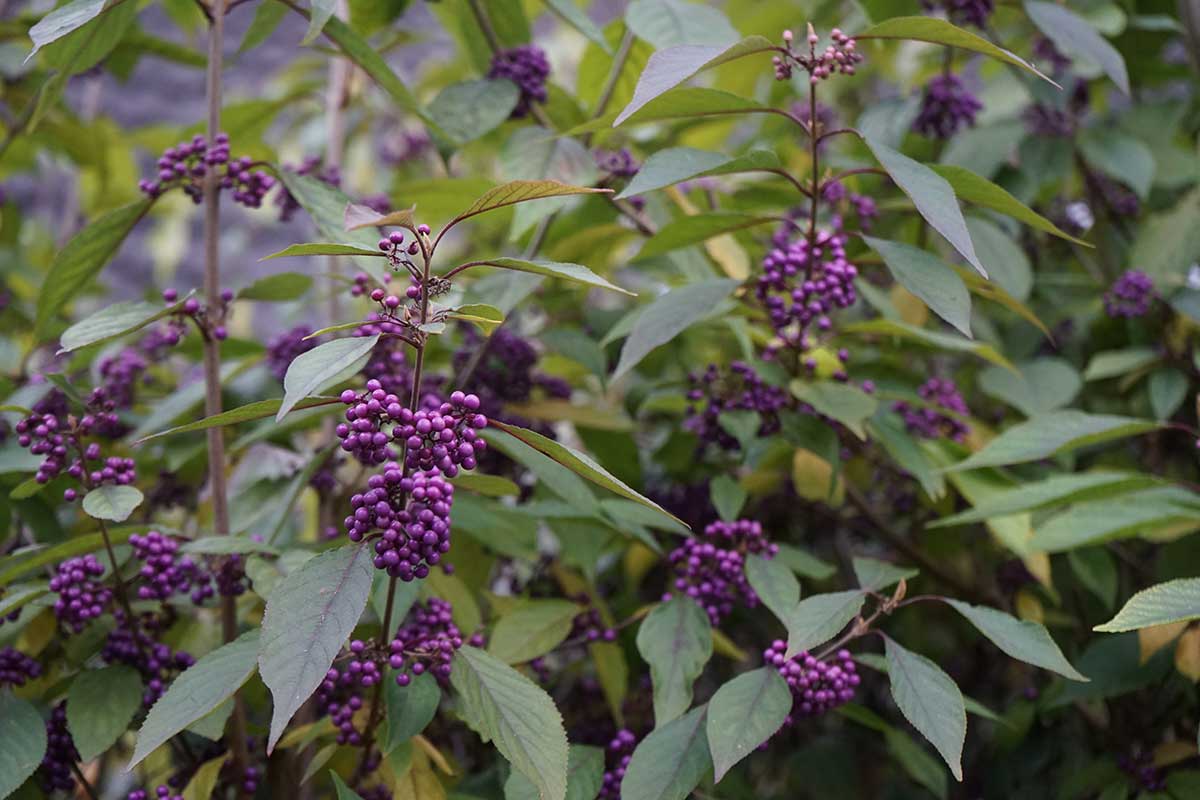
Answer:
[67,665,144,761]
[744,554,800,627]
[505,744,605,800]
[59,297,186,353]
[260,544,374,752]
[930,471,1158,527]
[637,597,713,727]
[239,0,287,53]
[237,272,315,301]
[856,16,1054,83]
[27,0,111,58]
[302,0,336,44]
[488,421,685,527]
[488,600,582,664]
[1096,578,1200,632]
[465,257,633,296]
[789,381,879,440]
[977,358,1081,417]
[384,673,440,754]
[943,411,1160,471]
[863,137,985,277]
[886,728,949,800]
[0,693,46,798]
[135,397,339,444]
[709,475,747,521]
[499,128,598,240]
[578,87,767,134]
[262,243,387,260]
[625,0,738,48]
[1149,368,1189,421]
[428,79,520,146]
[446,180,611,234]
[275,172,392,283]
[0,583,48,620]
[706,667,791,781]
[944,599,1088,681]
[35,198,153,341]
[1025,1,1129,93]
[1029,488,1200,552]
[636,212,777,260]
[451,645,569,800]
[448,303,505,334]
[863,237,972,337]
[868,414,945,499]
[0,529,137,587]
[853,557,917,592]
[453,472,521,498]
[329,771,364,800]
[621,705,710,800]
[1068,548,1119,611]
[1077,131,1155,200]
[1132,189,1200,280]
[179,536,280,556]
[482,428,599,514]
[785,590,865,658]
[613,279,739,380]
[543,0,611,53]
[1083,347,1159,381]
[81,485,144,523]
[616,147,780,199]
[965,217,1033,301]
[614,36,776,125]
[181,756,226,800]
[129,631,261,768]
[278,334,379,422]
[884,638,966,781]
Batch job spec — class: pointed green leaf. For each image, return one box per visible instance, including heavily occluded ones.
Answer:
[944,599,1087,681]
[944,411,1160,471]
[383,673,440,754]
[135,397,340,444]
[466,258,633,296]
[931,165,1091,246]
[884,638,966,781]
[930,471,1157,527]
[505,743,605,800]
[785,590,865,659]
[616,147,780,199]
[853,557,917,592]
[428,79,520,146]
[621,705,710,800]
[489,600,582,664]
[59,297,188,353]
[625,0,739,49]
[81,485,144,523]
[1025,1,1129,93]
[636,213,777,260]
[707,668,791,781]
[744,554,800,627]
[262,243,387,260]
[0,693,46,798]
[856,16,1054,83]
[637,597,713,727]
[67,666,144,761]
[278,335,379,421]
[864,237,972,337]
[1096,578,1200,632]
[446,180,611,233]
[613,279,739,380]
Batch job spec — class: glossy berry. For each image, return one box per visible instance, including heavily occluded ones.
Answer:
[388,597,463,687]
[392,391,488,477]
[347,465,455,581]
[0,645,41,687]
[594,148,640,178]
[50,555,113,633]
[894,377,971,442]
[39,703,78,793]
[665,518,779,624]
[913,74,982,139]
[764,642,859,725]
[102,614,196,707]
[130,531,202,602]
[488,45,550,118]
[684,362,791,451]
[599,729,638,799]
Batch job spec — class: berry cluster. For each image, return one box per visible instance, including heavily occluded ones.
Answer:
[15,388,136,497]
[395,392,488,476]
[683,362,791,451]
[569,603,617,643]
[756,225,858,345]
[127,787,184,800]
[380,127,432,165]
[773,27,862,83]
[266,325,318,380]
[130,531,202,602]
[594,148,640,179]
[664,519,779,624]
[336,381,406,465]
[98,348,149,408]
[318,663,371,746]
[39,703,78,793]
[599,729,637,800]
[102,614,196,706]
[1117,750,1167,792]
[0,645,41,687]
[138,133,274,207]
[765,642,860,724]
[277,156,340,221]
[921,0,993,28]
[1104,270,1155,318]
[488,45,550,118]
[51,555,113,633]
[388,597,463,686]
[913,74,982,139]
[347,465,454,581]
[453,327,570,420]
[894,377,971,442]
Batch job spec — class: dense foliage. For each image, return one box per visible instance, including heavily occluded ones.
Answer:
[1,0,1199,798]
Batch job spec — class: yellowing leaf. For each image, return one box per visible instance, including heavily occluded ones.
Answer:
[1174,628,1200,682]
[1138,621,1186,664]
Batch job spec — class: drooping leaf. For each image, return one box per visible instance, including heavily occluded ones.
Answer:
[488,421,685,527]
[785,590,865,658]
[789,382,879,440]
[460,257,633,296]
[67,665,144,761]
[843,319,1013,369]
[944,411,1160,471]
[278,335,379,421]
[450,645,569,800]
[263,243,387,260]
[302,0,336,45]
[930,471,1158,527]
[613,280,739,380]
[427,79,520,146]
[260,544,374,752]
[1025,1,1129,93]
[543,0,611,53]
[59,296,188,353]
[488,600,582,664]
[620,706,711,800]
[0,693,47,798]
[616,147,780,199]
[27,0,111,58]
[1029,488,1200,552]
[744,554,800,627]
[636,213,778,260]
[706,667,792,781]
[1096,579,1200,633]
[614,36,777,125]
[863,137,985,277]
[384,673,441,754]
[856,16,1054,84]
[129,631,261,768]
[884,638,966,781]
[136,397,340,444]
[81,485,144,523]
[944,599,1088,681]
[928,167,1085,247]
[0,528,136,587]
[636,597,713,727]
[35,198,153,341]
[864,237,971,337]
[445,180,611,234]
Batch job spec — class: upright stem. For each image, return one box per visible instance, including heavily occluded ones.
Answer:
[202,0,250,787]
[805,79,819,280]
